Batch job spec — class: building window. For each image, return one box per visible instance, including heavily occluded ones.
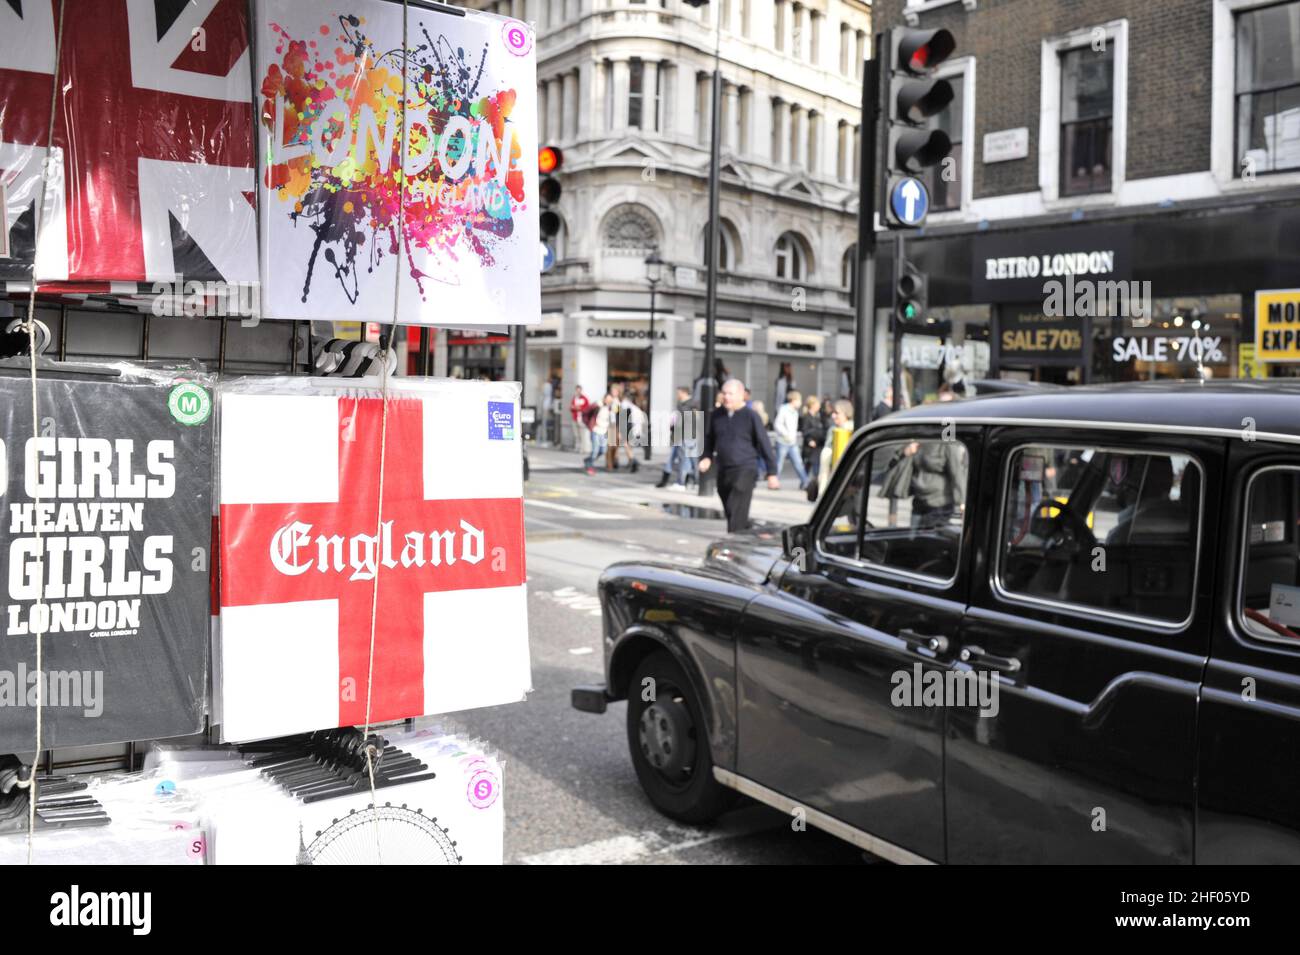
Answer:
[603,205,660,254]
[629,59,644,130]
[775,232,808,282]
[836,119,849,181]
[788,105,801,169]
[699,73,712,143]
[842,245,857,305]
[921,74,964,211]
[853,124,861,182]
[774,0,785,52]
[701,220,739,272]
[1059,44,1115,196]
[741,0,751,38]
[808,110,821,174]
[1236,0,1300,175]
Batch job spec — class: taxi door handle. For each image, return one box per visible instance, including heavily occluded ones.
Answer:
[900,628,949,655]
[960,645,1022,674]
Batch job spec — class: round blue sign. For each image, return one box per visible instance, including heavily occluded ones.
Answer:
[540,242,556,273]
[890,177,930,227]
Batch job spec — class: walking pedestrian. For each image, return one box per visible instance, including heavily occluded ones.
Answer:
[658,385,698,489]
[570,385,592,456]
[800,395,826,502]
[772,388,810,489]
[585,394,613,475]
[800,395,825,480]
[698,379,779,533]
[774,361,795,410]
[873,384,896,421]
[606,383,623,470]
[619,392,644,473]
[817,399,856,496]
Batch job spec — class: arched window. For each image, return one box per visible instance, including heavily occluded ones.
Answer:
[602,204,660,255]
[774,231,810,281]
[701,219,741,272]
[841,245,857,305]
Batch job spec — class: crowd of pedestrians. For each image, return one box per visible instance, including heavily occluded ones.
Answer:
[564,368,968,530]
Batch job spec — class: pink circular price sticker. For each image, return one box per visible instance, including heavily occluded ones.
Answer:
[502,20,532,57]
[467,769,500,809]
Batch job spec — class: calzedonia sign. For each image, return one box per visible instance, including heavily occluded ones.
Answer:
[972,225,1133,303]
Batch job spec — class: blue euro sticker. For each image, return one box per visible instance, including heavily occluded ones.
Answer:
[488,401,515,441]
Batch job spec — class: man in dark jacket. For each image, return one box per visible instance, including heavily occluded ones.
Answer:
[698,378,779,531]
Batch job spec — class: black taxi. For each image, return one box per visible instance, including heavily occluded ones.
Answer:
[573,382,1300,864]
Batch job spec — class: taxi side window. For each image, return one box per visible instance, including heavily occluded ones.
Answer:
[817,438,969,582]
[998,445,1201,625]
[1239,467,1300,645]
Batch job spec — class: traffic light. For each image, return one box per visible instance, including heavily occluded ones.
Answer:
[884,27,956,227]
[896,259,927,323]
[538,145,563,241]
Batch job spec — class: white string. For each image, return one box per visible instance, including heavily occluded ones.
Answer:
[360,0,409,865]
[20,0,66,866]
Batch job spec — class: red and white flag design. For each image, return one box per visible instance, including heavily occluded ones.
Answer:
[0,0,255,286]
[217,379,530,743]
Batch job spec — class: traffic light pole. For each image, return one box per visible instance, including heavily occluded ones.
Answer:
[853,36,883,428]
[892,232,904,411]
[698,5,724,497]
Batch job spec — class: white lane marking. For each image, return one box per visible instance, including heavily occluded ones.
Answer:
[526,499,630,520]
[518,821,775,865]
[543,586,603,617]
[568,647,595,655]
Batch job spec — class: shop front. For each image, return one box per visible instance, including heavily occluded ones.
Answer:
[764,326,831,413]
[446,328,510,381]
[877,198,1300,392]
[689,319,755,399]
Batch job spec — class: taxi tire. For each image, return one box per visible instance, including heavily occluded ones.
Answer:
[626,650,732,824]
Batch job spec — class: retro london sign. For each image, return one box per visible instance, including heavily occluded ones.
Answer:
[972,225,1134,302]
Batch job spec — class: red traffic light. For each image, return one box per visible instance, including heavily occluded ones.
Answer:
[896,28,955,75]
[539,145,563,175]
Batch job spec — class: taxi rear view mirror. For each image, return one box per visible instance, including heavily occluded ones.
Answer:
[782,524,814,573]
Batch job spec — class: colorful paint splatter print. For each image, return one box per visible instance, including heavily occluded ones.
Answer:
[260,14,527,304]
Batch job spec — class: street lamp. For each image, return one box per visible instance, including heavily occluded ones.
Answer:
[684,0,722,496]
[644,248,665,461]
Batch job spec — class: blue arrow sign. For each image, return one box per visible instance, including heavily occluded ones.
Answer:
[890,177,929,227]
[540,242,556,273]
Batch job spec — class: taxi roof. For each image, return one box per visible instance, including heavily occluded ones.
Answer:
[871,381,1300,443]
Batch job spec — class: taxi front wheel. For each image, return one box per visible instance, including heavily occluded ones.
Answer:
[626,650,732,824]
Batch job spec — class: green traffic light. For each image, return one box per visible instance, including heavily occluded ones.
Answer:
[902,303,917,319]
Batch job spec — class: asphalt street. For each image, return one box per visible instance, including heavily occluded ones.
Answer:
[439,444,869,864]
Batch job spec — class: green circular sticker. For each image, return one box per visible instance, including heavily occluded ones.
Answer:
[168,382,212,426]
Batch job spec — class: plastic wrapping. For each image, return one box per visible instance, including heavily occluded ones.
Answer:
[146,729,504,864]
[0,769,207,865]
[255,0,540,324]
[0,0,256,287]
[0,362,215,753]
[215,375,530,743]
